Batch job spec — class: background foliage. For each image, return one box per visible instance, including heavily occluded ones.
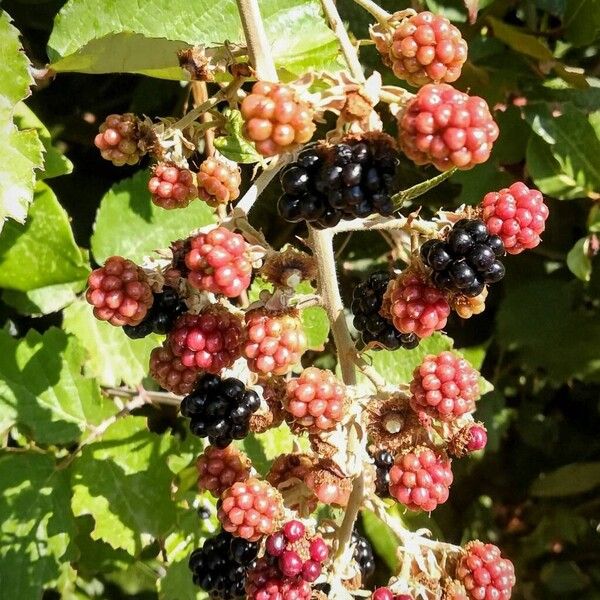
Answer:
[0,0,599,598]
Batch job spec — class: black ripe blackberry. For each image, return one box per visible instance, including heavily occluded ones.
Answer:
[123,287,186,339]
[421,219,505,297]
[277,135,399,228]
[188,530,258,599]
[352,271,419,351]
[180,374,261,447]
[352,530,376,582]
[373,449,394,498]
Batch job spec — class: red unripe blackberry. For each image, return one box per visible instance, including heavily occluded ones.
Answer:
[383,271,451,339]
[246,558,312,600]
[197,445,252,497]
[94,113,144,166]
[481,182,549,254]
[185,226,253,298]
[409,351,480,421]
[241,81,316,157]
[149,343,199,395]
[218,478,283,542]
[386,11,468,87]
[389,447,453,511]
[86,256,153,326]
[168,308,244,374]
[467,425,488,451]
[457,541,516,600]
[285,368,346,431]
[198,157,242,206]
[148,163,197,209]
[398,84,499,171]
[243,309,307,375]
[372,589,412,600]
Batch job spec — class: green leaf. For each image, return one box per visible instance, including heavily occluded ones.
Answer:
[214,109,263,164]
[0,11,44,231]
[2,280,85,317]
[563,0,600,46]
[62,298,162,387]
[48,0,343,79]
[540,561,590,593]
[566,237,592,282]
[0,328,113,445]
[0,182,90,292]
[296,281,330,351]
[361,508,400,571]
[91,170,216,265]
[159,559,207,600]
[0,451,76,599]
[13,102,73,180]
[488,17,554,61]
[71,416,180,555]
[531,462,600,497]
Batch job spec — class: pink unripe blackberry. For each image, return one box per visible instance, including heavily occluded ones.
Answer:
[457,541,516,600]
[198,157,242,206]
[398,84,499,171]
[409,351,480,421]
[149,343,199,395]
[185,226,253,298]
[389,447,453,511]
[168,308,244,374]
[285,367,346,431]
[94,113,144,166]
[372,588,394,600]
[243,309,307,375]
[196,444,251,497]
[481,182,549,254]
[467,425,488,451]
[246,558,312,600]
[86,256,153,326]
[148,163,197,209]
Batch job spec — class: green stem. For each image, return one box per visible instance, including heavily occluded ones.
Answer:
[392,168,457,209]
[352,0,392,25]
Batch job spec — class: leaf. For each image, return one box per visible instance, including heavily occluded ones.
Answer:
[0,182,90,292]
[531,462,600,497]
[2,280,85,317]
[71,416,180,555]
[159,559,207,600]
[13,102,73,180]
[62,298,162,387]
[361,508,400,571]
[0,11,44,231]
[91,170,216,265]
[563,0,600,46]
[488,17,554,61]
[0,451,76,599]
[0,328,114,445]
[566,238,592,282]
[540,561,590,593]
[214,109,262,165]
[296,281,330,351]
[48,0,343,79]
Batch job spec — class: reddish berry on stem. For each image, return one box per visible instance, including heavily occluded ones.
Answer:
[398,84,499,171]
[196,445,251,497]
[410,351,480,421]
[198,157,242,206]
[185,226,253,298]
[168,308,244,374]
[94,113,144,166]
[149,343,199,395]
[86,256,153,326]
[481,182,549,254]
[241,81,316,157]
[389,447,453,511]
[148,163,197,209]
[246,558,312,600]
[285,368,346,431]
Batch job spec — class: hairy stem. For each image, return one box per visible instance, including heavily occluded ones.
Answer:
[391,168,457,209]
[171,94,223,131]
[352,0,392,25]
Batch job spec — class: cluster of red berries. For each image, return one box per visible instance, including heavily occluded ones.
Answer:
[148,343,199,396]
[94,113,144,166]
[148,163,197,209]
[246,558,312,600]
[241,81,316,157]
[372,589,412,600]
[197,445,252,497]
[197,157,242,206]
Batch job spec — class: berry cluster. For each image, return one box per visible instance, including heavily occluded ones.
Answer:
[409,351,480,421]
[169,308,244,373]
[218,478,283,541]
[148,163,197,209]
[198,157,242,206]
[398,84,499,171]
[94,113,144,166]
[241,81,315,157]
[352,530,376,583]
[197,445,252,498]
[277,137,399,228]
[388,447,453,511]
[386,11,468,86]
[372,449,394,497]
[372,589,412,600]
[246,558,312,600]
[181,374,261,447]
[123,287,186,339]
[352,272,419,350]
[148,343,199,395]
[86,256,153,327]
[185,226,253,298]
[420,219,505,298]
[188,531,258,599]
[244,310,307,375]
[285,367,346,431]
[481,182,549,254]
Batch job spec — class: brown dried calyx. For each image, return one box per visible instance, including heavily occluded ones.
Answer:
[249,377,286,434]
[260,246,317,289]
[304,458,353,507]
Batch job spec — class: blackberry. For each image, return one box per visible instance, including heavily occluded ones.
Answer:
[188,530,258,599]
[352,530,376,582]
[180,374,261,447]
[421,219,505,297]
[352,272,419,351]
[373,449,393,497]
[123,287,186,339]
[277,136,399,228]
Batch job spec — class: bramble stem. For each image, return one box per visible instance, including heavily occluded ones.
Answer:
[171,94,223,131]
[391,168,457,209]
[351,0,392,25]
[234,156,291,214]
